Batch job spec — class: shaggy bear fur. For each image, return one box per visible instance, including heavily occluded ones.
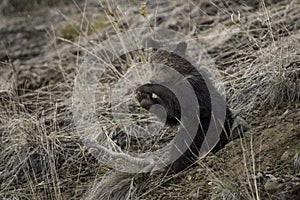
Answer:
[136,42,234,174]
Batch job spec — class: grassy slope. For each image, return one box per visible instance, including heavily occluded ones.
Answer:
[0,0,299,199]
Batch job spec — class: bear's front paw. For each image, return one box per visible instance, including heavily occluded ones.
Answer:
[135,91,154,110]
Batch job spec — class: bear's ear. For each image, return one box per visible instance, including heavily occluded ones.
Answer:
[145,38,160,50]
[174,41,187,55]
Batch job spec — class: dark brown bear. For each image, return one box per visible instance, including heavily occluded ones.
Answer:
[136,41,234,174]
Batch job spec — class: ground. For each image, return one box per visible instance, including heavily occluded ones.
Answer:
[0,0,299,200]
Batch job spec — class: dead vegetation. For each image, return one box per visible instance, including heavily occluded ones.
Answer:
[0,0,299,199]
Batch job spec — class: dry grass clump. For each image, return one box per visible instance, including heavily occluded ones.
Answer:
[0,2,107,199]
[214,1,300,119]
[210,181,243,200]
[0,84,99,199]
[0,52,99,199]
[224,34,300,116]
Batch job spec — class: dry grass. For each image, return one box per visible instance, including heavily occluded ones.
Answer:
[0,0,299,199]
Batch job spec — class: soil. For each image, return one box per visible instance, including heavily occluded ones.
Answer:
[140,106,300,199]
[0,0,299,200]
